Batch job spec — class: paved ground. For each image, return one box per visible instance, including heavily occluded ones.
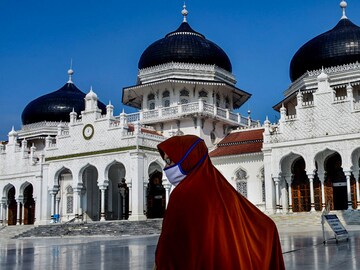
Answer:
[0,225,359,269]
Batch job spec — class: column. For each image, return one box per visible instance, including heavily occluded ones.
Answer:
[286,176,293,213]
[316,172,326,211]
[128,151,147,221]
[49,191,57,223]
[344,171,353,210]
[21,199,25,225]
[143,182,148,216]
[73,186,82,222]
[163,180,171,208]
[55,197,61,222]
[356,175,360,210]
[99,187,107,222]
[16,198,22,225]
[0,202,3,225]
[273,177,280,214]
[307,174,316,212]
[127,183,132,216]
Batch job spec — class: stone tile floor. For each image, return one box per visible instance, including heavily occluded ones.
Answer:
[0,228,359,269]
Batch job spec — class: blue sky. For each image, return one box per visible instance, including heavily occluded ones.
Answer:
[0,0,359,140]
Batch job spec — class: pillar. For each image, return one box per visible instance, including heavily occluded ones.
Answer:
[16,198,22,225]
[21,199,25,225]
[49,190,57,222]
[73,186,83,222]
[344,171,353,210]
[56,197,61,216]
[143,182,147,216]
[285,176,293,213]
[99,187,107,222]
[127,182,132,216]
[356,175,360,210]
[273,177,280,214]
[0,202,4,225]
[307,174,316,212]
[128,151,146,221]
[163,180,171,208]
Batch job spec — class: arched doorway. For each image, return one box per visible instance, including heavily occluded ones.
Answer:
[23,184,35,225]
[325,153,347,210]
[7,186,17,226]
[108,162,129,220]
[56,168,73,222]
[82,165,100,221]
[146,170,165,218]
[291,158,321,212]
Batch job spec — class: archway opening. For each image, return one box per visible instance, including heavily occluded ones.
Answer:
[82,165,99,221]
[23,184,35,225]
[325,153,347,210]
[291,158,321,212]
[57,168,73,222]
[146,170,165,219]
[108,162,128,220]
[7,186,17,226]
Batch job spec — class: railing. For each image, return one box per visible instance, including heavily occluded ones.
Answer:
[216,107,227,118]
[302,101,314,106]
[126,113,140,122]
[286,114,297,120]
[123,101,257,127]
[354,101,360,110]
[334,96,347,102]
[22,121,68,131]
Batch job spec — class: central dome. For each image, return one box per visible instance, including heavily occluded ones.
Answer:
[22,79,106,125]
[290,18,360,82]
[138,21,232,72]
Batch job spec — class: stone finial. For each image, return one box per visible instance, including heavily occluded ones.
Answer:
[340,1,348,20]
[182,2,188,22]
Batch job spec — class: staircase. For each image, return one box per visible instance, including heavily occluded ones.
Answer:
[0,225,35,240]
[269,210,360,232]
[1,210,359,240]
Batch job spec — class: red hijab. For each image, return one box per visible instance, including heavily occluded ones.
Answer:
[156,135,285,270]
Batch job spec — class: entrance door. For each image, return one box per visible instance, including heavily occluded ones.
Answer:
[7,187,17,226]
[24,185,35,225]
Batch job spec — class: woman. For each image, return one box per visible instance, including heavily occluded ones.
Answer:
[155,135,285,270]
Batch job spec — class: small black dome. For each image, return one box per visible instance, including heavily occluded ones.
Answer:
[21,82,107,125]
[290,18,360,82]
[138,22,232,72]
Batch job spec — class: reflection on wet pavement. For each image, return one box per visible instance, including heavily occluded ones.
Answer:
[0,231,359,269]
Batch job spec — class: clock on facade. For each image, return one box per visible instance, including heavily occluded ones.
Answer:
[82,124,94,140]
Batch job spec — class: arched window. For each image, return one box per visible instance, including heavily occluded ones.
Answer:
[66,186,73,214]
[180,89,189,104]
[199,89,208,98]
[235,169,248,198]
[162,90,170,107]
[225,96,230,109]
[162,90,170,98]
[148,93,155,101]
[180,89,189,97]
[148,93,155,110]
[216,93,221,107]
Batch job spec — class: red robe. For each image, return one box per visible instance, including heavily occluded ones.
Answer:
[156,135,285,270]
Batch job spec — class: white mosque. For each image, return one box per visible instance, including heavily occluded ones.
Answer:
[0,2,359,226]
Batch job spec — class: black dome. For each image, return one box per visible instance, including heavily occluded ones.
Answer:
[21,82,107,125]
[138,22,232,72]
[290,18,360,82]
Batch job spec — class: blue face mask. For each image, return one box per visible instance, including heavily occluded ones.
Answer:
[164,138,208,186]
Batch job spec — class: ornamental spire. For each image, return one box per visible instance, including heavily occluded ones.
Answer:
[67,59,74,83]
[182,2,188,23]
[340,1,348,20]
